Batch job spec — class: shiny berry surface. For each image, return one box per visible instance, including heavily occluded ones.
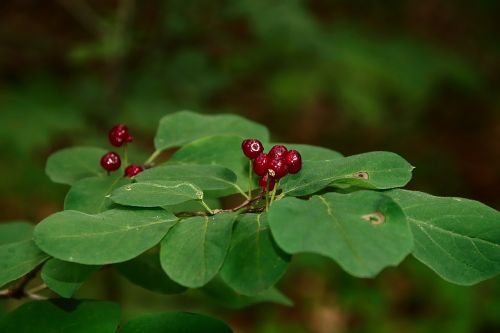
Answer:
[268,145,288,159]
[100,152,121,172]
[241,139,264,159]
[268,157,288,179]
[259,174,275,192]
[285,149,302,174]
[124,164,144,177]
[252,153,269,176]
[108,124,134,147]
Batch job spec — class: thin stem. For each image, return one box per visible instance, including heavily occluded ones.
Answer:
[270,180,279,205]
[234,184,250,200]
[200,199,214,215]
[144,149,162,166]
[123,144,129,166]
[265,177,270,211]
[248,160,253,199]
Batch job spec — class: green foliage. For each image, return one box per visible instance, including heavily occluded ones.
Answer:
[0,222,48,288]
[0,300,120,333]
[34,208,177,264]
[2,111,499,332]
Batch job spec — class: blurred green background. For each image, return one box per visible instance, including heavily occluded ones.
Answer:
[1,1,499,332]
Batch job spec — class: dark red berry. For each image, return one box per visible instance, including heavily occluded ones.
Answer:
[108,124,134,147]
[268,145,288,159]
[285,149,302,174]
[124,164,144,177]
[268,158,288,179]
[241,139,264,159]
[252,153,269,176]
[259,174,276,192]
[100,152,121,172]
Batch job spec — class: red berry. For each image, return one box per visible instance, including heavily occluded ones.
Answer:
[268,145,288,159]
[124,164,144,177]
[252,153,269,176]
[268,158,288,179]
[259,174,275,192]
[108,124,134,147]
[100,152,121,172]
[241,139,264,159]
[285,149,302,174]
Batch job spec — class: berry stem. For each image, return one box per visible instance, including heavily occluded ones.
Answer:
[144,149,161,166]
[123,144,129,166]
[248,160,253,199]
[265,176,270,211]
[270,180,279,205]
[200,199,214,215]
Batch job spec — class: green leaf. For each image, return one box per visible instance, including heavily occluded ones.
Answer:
[64,175,131,214]
[273,143,343,160]
[0,300,120,333]
[34,208,177,265]
[41,259,100,298]
[220,213,290,296]
[46,146,107,185]
[164,198,220,214]
[120,312,232,333]
[110,181,204,207]
[280,151,413,196]
[154,110,269,151]
[202,276,293,309]
[115,253,186,294]
[386,189,500,285]
[268,191,413,277]
[160,213,237,288]
[0,222,49,288]
[169,136,249,193]
[136,164,238,194]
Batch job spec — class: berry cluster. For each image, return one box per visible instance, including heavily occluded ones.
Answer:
[241,139,302,192]
[100,124,144,177]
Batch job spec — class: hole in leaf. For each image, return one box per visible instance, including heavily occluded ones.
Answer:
[361,211,385,225]
[353,171,369,180]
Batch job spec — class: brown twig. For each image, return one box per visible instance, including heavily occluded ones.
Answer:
[0,265,46,300]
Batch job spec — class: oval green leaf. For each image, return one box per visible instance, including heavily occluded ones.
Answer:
[34,208,177,265]
[0,222,49,288]
[268,191,413,277]
[65,175,131,214]
[281,151,414,196]
[0,300,120,333]
[41,259,100,298]
[110,181,203,207]
[272,143,343,160]
[120,312,232,333]
[220,213,290,296]
[136,164,238,193]
[46,146,107,185]
[154,110,269,151]
[115,253,186,294]
[160,213,237,288]
[387,189,500,285]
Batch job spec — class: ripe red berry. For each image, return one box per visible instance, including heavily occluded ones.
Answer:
[124,164,144,177]
[108,124,134,147]
[268,145,288,159]
[268,157,288,179]
[252,153,269,176]
[241,139,264,159]
[259,174,275,192]
[285,149,302,174]
[100,152,121,172]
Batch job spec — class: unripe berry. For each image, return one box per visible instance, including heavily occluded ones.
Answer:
[100,152,121,172]
[108,124,134,147]
[259,174,275,192]
[268,145,288,159]
[252,153,269,176]
[285,149,302,174]
[125,164,144,177]
[268,157,288,179]
[241,139,264,159]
